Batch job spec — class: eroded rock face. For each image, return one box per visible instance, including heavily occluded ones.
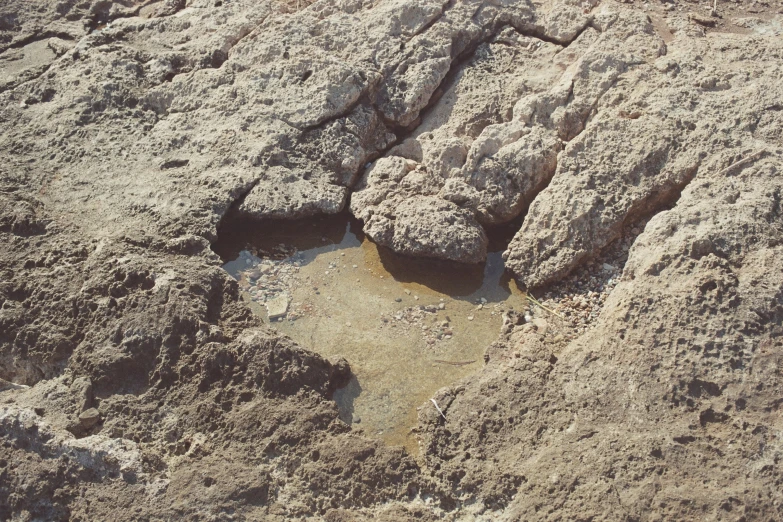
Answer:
[503,28,782,288]
[419,158,783,519]
[2,0,783,520]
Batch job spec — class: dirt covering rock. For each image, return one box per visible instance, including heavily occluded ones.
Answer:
[1,0,783,520]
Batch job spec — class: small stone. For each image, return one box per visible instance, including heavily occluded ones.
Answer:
[480,297,487,304]
[353,264,358,268]
[404,289,411,295]
[414,296,419,301]
[438,303,445,310]
[266,295,289,320]
[532,317,549,334]
[345,321,352,327]
[467,315,474,321]
[395,298,402,302]
[79,408,101,428]
[325,270,330,275]
[352,415,361,423]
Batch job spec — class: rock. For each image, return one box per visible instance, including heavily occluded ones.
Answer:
[2,0,783,520]
[69,377,93,412]
[356,194,489,263]
[690,13,717,27]
[78,408,101,429]
[266,295,290,320]
[532,317,548,335]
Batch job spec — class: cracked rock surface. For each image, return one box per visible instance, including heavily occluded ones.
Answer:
[1,0,783,520]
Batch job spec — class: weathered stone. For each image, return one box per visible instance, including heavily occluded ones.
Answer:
[265,294,289,320]
[1,0,782,520]
[78,408,101,429]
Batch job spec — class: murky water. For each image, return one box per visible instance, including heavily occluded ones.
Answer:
[213,214,526,455]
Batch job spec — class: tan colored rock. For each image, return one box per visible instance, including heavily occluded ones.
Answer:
[2,0,783,520]
[78,408,101,428]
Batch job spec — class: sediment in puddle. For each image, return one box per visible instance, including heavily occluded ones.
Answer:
[213,213,526,455]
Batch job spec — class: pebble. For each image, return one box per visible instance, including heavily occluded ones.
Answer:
[79,408,101,428]
[414,296,419,300]
[438,303,445,310]
[345,321,352,327]
[405,289,411,295]
[352,264,358,268]
[467,315,474,321]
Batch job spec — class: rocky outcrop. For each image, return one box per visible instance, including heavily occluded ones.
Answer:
[503,28,782,288]
[419,155,783,519]
[2,0,783,520]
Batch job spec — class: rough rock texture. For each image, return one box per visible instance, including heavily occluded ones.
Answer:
[2,0,783,520]
[503,25,782,287]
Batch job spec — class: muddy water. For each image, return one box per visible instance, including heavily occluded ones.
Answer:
[214,214,526,455]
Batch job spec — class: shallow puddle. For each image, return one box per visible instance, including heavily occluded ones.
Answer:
[213,214,526,455]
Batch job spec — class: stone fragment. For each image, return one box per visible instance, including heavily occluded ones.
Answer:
[78,408,101,429]
[266,295,290,320]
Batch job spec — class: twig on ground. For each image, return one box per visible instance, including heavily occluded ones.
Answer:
[526,293,565,320]
[717,150,769,177]
[430,398,447,420]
